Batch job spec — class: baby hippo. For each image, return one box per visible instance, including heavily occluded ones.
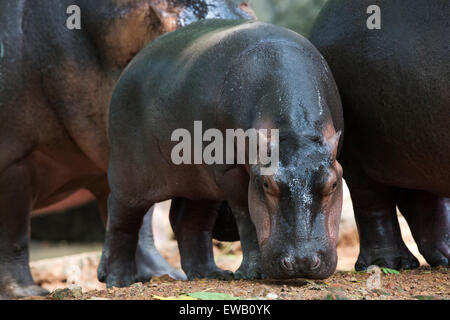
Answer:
[100,19,344,287]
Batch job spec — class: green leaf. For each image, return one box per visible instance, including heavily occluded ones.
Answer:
[152,294,198,300]
[186,292,242,300]
[381,267,400,275]
[414,295,437,300]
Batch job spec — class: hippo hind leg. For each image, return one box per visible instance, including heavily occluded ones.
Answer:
[135,207,186,280]
[396,190,449,267]
[345,167,419,271]
[169,198,234,280]
[0,161,48,298]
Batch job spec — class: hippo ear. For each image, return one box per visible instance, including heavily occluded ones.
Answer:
[328,130,342,160]
[239,2,258,20]
[149,2,180,33]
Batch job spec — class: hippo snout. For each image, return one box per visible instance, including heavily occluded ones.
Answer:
[281,254,321,273]
[279,253,330,279]
[262,245,337,280]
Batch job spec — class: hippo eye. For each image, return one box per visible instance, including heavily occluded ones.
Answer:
[332,181,337,190]
[323,178,338,196]
[262,177,280,197]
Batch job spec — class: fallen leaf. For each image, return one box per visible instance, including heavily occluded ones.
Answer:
[414,295,439,300]
[381,267,400,275]
[187,292,241,300]
[152,294,198,300]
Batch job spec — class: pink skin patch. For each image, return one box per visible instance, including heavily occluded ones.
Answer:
[32,190,95,216]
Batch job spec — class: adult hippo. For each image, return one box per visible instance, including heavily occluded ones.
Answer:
[101,19,344,287]
[0,0,254,298]
[310,0,449,270]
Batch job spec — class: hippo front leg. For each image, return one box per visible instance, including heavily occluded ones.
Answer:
[218,167,265,280]
[169,198,233,280]
[345,167,419,271]
[229,206,266,280]
[98,194,151,288]
[0,161,48,298]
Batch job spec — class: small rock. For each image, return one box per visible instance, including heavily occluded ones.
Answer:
[71,286,83,298]
[52,288,71,300]
[266,292,278,300]
[52,287,82,299]
[366,265,382,290]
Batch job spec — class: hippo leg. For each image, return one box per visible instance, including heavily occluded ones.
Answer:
[396,190,449,267]
[89,181,185,281]
[97,194,151,288]
[136,208,186,280]
[210,202,264,279]
[0,162,48,298]
[169,198,234,280]
[345,169,419,271]
[230,206,266,280]
[218,167,265,280]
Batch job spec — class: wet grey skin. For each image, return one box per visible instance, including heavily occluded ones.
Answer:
[310,0,449,270]
[101,19,344,288]
[0,0,252,299]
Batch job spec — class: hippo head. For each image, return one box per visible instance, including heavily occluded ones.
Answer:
[248,125,343,279]
[215,35,344,279]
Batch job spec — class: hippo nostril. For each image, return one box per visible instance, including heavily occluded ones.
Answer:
[281,257,293,271]
[311,256,321,270]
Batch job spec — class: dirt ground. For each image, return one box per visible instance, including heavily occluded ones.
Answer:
[25,190,449,300]
[28,265,449,300]
[26,228,449,300]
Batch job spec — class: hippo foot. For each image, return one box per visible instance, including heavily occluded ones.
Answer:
[0,257,49,299]
[137,262,186,281]
[98,250,143,288]
[355,245,420,271]
[234,263,266,280]
[0,282,49,299]
[136,246,186,281]
[417,236,449,267]
[186,267,234,280]
[99,262,139,289]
